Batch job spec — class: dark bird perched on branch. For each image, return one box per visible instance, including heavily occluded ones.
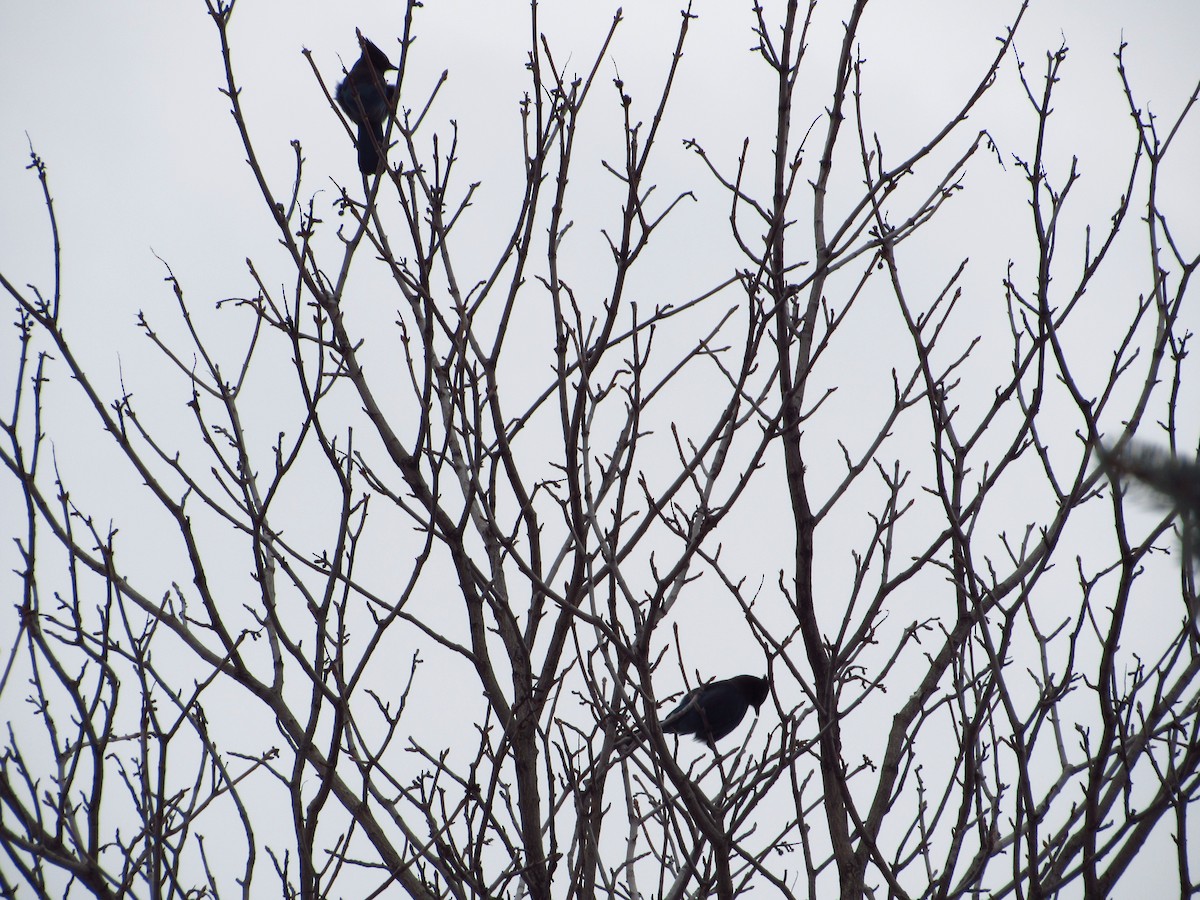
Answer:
[661,675,770,745]
[336,35,397,175]
[1098,439,1200,560]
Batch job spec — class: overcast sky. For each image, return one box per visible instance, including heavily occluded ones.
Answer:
[3,0,1197,373]
[5,0,1195,655]
[3,1,1198,317]
[3,1,1199,894]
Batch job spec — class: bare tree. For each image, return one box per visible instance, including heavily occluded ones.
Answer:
[3,1,1198,897]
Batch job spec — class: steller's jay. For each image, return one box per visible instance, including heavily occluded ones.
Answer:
[336,35,397,175]
[661,675,770,745]
[1098,440,1200,560]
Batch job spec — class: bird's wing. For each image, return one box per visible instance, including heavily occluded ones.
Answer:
[661,688,702,729]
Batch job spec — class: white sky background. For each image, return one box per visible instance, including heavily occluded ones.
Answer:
[2,0,1200,895]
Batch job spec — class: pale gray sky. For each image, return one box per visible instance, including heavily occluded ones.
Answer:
[2,1,1199,895]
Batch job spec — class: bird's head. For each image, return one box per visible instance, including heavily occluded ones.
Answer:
[739,675,770,711]
[357,35,396,74]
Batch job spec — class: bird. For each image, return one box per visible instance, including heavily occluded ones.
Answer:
[336,35,397,175]
[660,675,770,745]
[1098,440,1200,560]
